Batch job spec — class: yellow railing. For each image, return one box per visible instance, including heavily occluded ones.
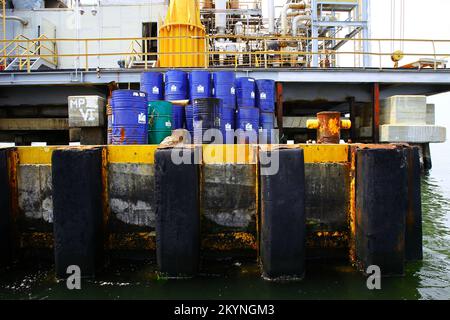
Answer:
[1,35,57,71]
[0,35,449,72]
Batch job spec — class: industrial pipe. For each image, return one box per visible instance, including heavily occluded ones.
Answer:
[267,0,275,34]
[215,0,227,35]
[281,1,307,35]
[292,15,311,37]
[0,14,28,26]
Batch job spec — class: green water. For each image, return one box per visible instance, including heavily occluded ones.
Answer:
[0,170,449,300]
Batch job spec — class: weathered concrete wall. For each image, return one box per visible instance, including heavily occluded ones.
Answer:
[107,163,156,253]
[108,163,155,230]
[201,164,257,254]
[17,164,53,229]
[13,145,353,256]
[305,163,350,232]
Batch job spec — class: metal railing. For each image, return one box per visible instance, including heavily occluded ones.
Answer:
[0,35,449,72]
[1,35,58,71]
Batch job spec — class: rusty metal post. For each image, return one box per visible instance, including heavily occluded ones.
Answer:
[372,83,380,143]
[276,82,283,140]
[307,111,351,144]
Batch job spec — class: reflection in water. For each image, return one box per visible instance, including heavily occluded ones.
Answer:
[0,175,449,300]
[417,174,450,300]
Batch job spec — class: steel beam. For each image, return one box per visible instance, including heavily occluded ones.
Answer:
[0,69,450,86]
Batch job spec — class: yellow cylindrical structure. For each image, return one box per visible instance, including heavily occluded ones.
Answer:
[340,119,352,130]
[306,119,319,129]
[159,0,206,67]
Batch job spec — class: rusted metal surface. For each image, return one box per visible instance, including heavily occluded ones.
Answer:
[101,147,111,250]
[108,232,156,252]
[7,149,19,255]
[306,231,348,249]
[307,112,351,144]
[348,145,358,265]
[20,232,53,249]
[201,232,257,254]
[317,111,341,144]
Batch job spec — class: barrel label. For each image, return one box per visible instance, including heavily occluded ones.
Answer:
[152,86,160,94]
[212,88,215,95]
[140,93,146,97]
[230,87,235,95]
[260,92,267,100]
[251,91,255,99]
[138,113,147,124]
[196,85,205,93]
[133,92,139,97]
[165,121,171,128]
[245,123,253,131]
[171,84,177,92]
[225,123,232,131]
[248,78,255,82]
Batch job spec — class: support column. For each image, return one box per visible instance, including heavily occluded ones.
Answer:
[259,148,306,280]
[52,147,104,279]
[348,97,356,143]
[372,83,380,143]
[155,147,200,277]
[276,82,284,142]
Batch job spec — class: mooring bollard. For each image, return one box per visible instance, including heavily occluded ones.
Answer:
[259,147,306,280]
[355,147,408,276]
[155,147,200,277]
[52,147,104,279]
[306,111,351,144]
[0,148,13,266]
[406,146,423,261]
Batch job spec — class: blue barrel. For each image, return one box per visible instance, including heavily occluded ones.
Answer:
[220,106,235,144]
[193,98,221,144]
[111,90,148,145]
[235,77,256,108]
[212,71,236,109]
[172,105,185,130]
[189,70,211,100]
[259,112,274,130]
[165,70,188,101]
[256,79,275,112]
[259,112,276,144]
[236,107,259,144]
[140,72,164,101]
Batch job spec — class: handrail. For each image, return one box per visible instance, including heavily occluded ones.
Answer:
[0,35,448,72]
[2,35,57,72]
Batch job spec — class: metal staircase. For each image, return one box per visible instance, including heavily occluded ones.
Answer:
[0,35,57,72]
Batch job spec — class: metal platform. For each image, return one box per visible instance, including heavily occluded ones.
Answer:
[1,68,449,87]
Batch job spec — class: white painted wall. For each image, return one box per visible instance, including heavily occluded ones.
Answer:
[2,2,167,68]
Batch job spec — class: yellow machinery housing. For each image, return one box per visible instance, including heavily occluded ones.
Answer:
[158,0,206,67]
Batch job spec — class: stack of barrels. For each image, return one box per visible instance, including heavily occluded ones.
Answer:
[108,70,276,145]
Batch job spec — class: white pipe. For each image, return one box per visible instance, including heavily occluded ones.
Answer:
[292,15,311,37]
[215,0,227,35]
[0,15,28,26]
[281,1,307,35]
[267,0,275,34]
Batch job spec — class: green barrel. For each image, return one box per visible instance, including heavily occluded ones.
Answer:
[148,101,172,144]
